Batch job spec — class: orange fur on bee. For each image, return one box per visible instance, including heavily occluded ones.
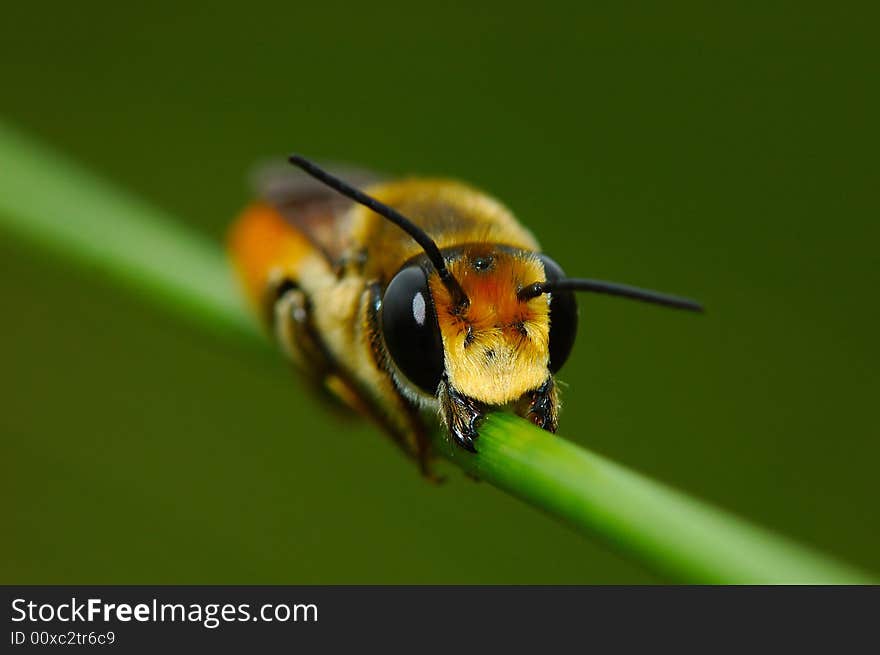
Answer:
[430,249,550,405]
[227,202,316,312]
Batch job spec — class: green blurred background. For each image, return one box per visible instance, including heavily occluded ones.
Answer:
[1,2,877,583]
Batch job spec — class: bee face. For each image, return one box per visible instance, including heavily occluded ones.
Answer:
[433,247,552,405]
[380,245,579,408]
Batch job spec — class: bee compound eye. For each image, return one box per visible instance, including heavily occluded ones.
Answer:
[537,254,579,374]
[380,265,445,394]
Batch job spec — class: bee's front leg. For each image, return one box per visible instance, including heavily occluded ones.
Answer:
[516,376,559,433]
[438,376,486,452]
[271,279,330,376]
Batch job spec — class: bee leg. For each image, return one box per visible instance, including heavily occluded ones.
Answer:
[272,279,364,419]
[272,278,442,481]
[516,376,559,433]
[271,280,330,376]
[438,376,486,453]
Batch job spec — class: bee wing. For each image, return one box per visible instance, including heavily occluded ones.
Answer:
[250,160,385,263]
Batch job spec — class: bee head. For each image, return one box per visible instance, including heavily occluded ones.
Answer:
[378,245,579,405]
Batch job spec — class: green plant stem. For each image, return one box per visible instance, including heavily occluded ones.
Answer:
[1,120,873,583]
[0,122,260,344]
[438,414,871,583]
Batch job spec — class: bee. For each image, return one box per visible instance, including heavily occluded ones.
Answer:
[229,156,702,477]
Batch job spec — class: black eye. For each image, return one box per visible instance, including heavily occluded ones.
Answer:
[380,265,445,394]
[538,254,578,373]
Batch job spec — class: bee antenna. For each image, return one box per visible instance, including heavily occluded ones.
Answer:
[289,155,468,306]
[518,278,704,313]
